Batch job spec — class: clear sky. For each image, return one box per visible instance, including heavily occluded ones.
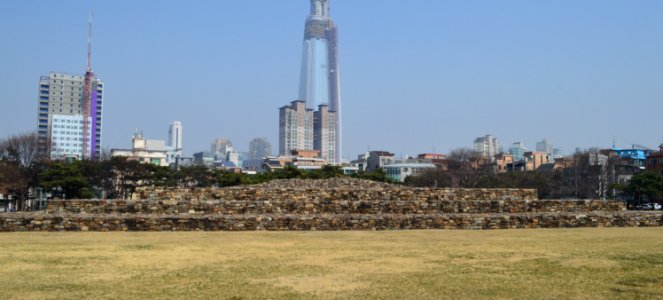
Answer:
[1,0,662,160]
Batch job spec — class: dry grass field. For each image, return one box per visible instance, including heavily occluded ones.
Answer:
[0,228,662,299]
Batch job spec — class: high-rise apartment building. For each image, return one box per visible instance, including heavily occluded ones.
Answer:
[37,72,104,160]
[508,141,527,162]
[279,100,314,156]
[474,134,500,161]
[536,139,554,155]
[166,121,183,164]
[298,0,341,163]
[314,104,336,164]
[168,121,183,152]
[249,138,272,160]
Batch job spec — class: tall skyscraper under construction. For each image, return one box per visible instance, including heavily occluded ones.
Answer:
[298,0,341,163]
[37,14,103,160]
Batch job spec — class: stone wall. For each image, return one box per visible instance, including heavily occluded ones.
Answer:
[1,212,661,231]
[46,199,625,215]
[0,178,655,232]
[132,188,539,201]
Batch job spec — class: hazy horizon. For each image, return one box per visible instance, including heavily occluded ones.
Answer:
[1,1,662,160]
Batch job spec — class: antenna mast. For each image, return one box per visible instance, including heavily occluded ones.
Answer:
[82,11,94,160]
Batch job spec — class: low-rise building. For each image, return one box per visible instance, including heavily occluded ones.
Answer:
[193,151,215,168]
[417,153,447,166]
[263,156,289,172]
[288,149,326,170]
[608,146,653,170]
[494,153,514,173]
[385,163,437,182]
[242,159,267,173]
[262,150,327,172]
[172,157,194,170]
[341,166,360,175]
[366,151,395,172]
[111,133,169,167]
[646,144,663,176]
[350,152,369,172]
[524,151,551,171]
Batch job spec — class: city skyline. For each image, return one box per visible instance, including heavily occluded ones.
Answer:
[1,1,663,159]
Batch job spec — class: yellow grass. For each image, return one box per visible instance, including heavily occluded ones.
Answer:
[0,228,662,299]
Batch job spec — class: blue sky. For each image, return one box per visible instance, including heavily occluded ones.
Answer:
[1,0,662,160]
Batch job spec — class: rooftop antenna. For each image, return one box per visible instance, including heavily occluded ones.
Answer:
[82,11,94,160]
[86,11,93,73]
[612,136,616,149]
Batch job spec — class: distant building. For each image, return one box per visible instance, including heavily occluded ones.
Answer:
[366,151,396,172]
[226,151,240,167]
[166,121,183,165]
[211,138,233,156]
[172,157,194,170]
[508,142,527,162]
[263,157,289,172]
[193,151,215,168]
[242,159,267,173]
[279,100,314,155]
[263,150,327,172]
[385,163,437,182]
[495,153,514,173]
[279,100,337,164]
[313,104,337,164]
[608,146,653,169]
[536,139,554,155]
[417,153,446,160]
[38,72,104,160]
[341,166,360,175]
[249,138,272,160]
[552,156,575,170]
[474,135,500,161]
[288,149,326,170]
[524,151,551,171]
[552,148,564,160]
[646,144,663,176]
[168,120,183,150]
[111,132,169,167]
[417,153,447,166]
[350,152,369,172]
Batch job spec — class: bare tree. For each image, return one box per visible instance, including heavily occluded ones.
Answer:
[0,131,43,167]
[445,148,485,188]
[0,131,46,210]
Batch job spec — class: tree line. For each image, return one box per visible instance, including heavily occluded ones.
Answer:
[2,132,661,210]
[404,148,663,204]
[0,132,388,209]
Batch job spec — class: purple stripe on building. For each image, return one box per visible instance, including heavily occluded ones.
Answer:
[90,89,98,159]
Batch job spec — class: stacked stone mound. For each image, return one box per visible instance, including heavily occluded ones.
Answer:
[1,178,662,231]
